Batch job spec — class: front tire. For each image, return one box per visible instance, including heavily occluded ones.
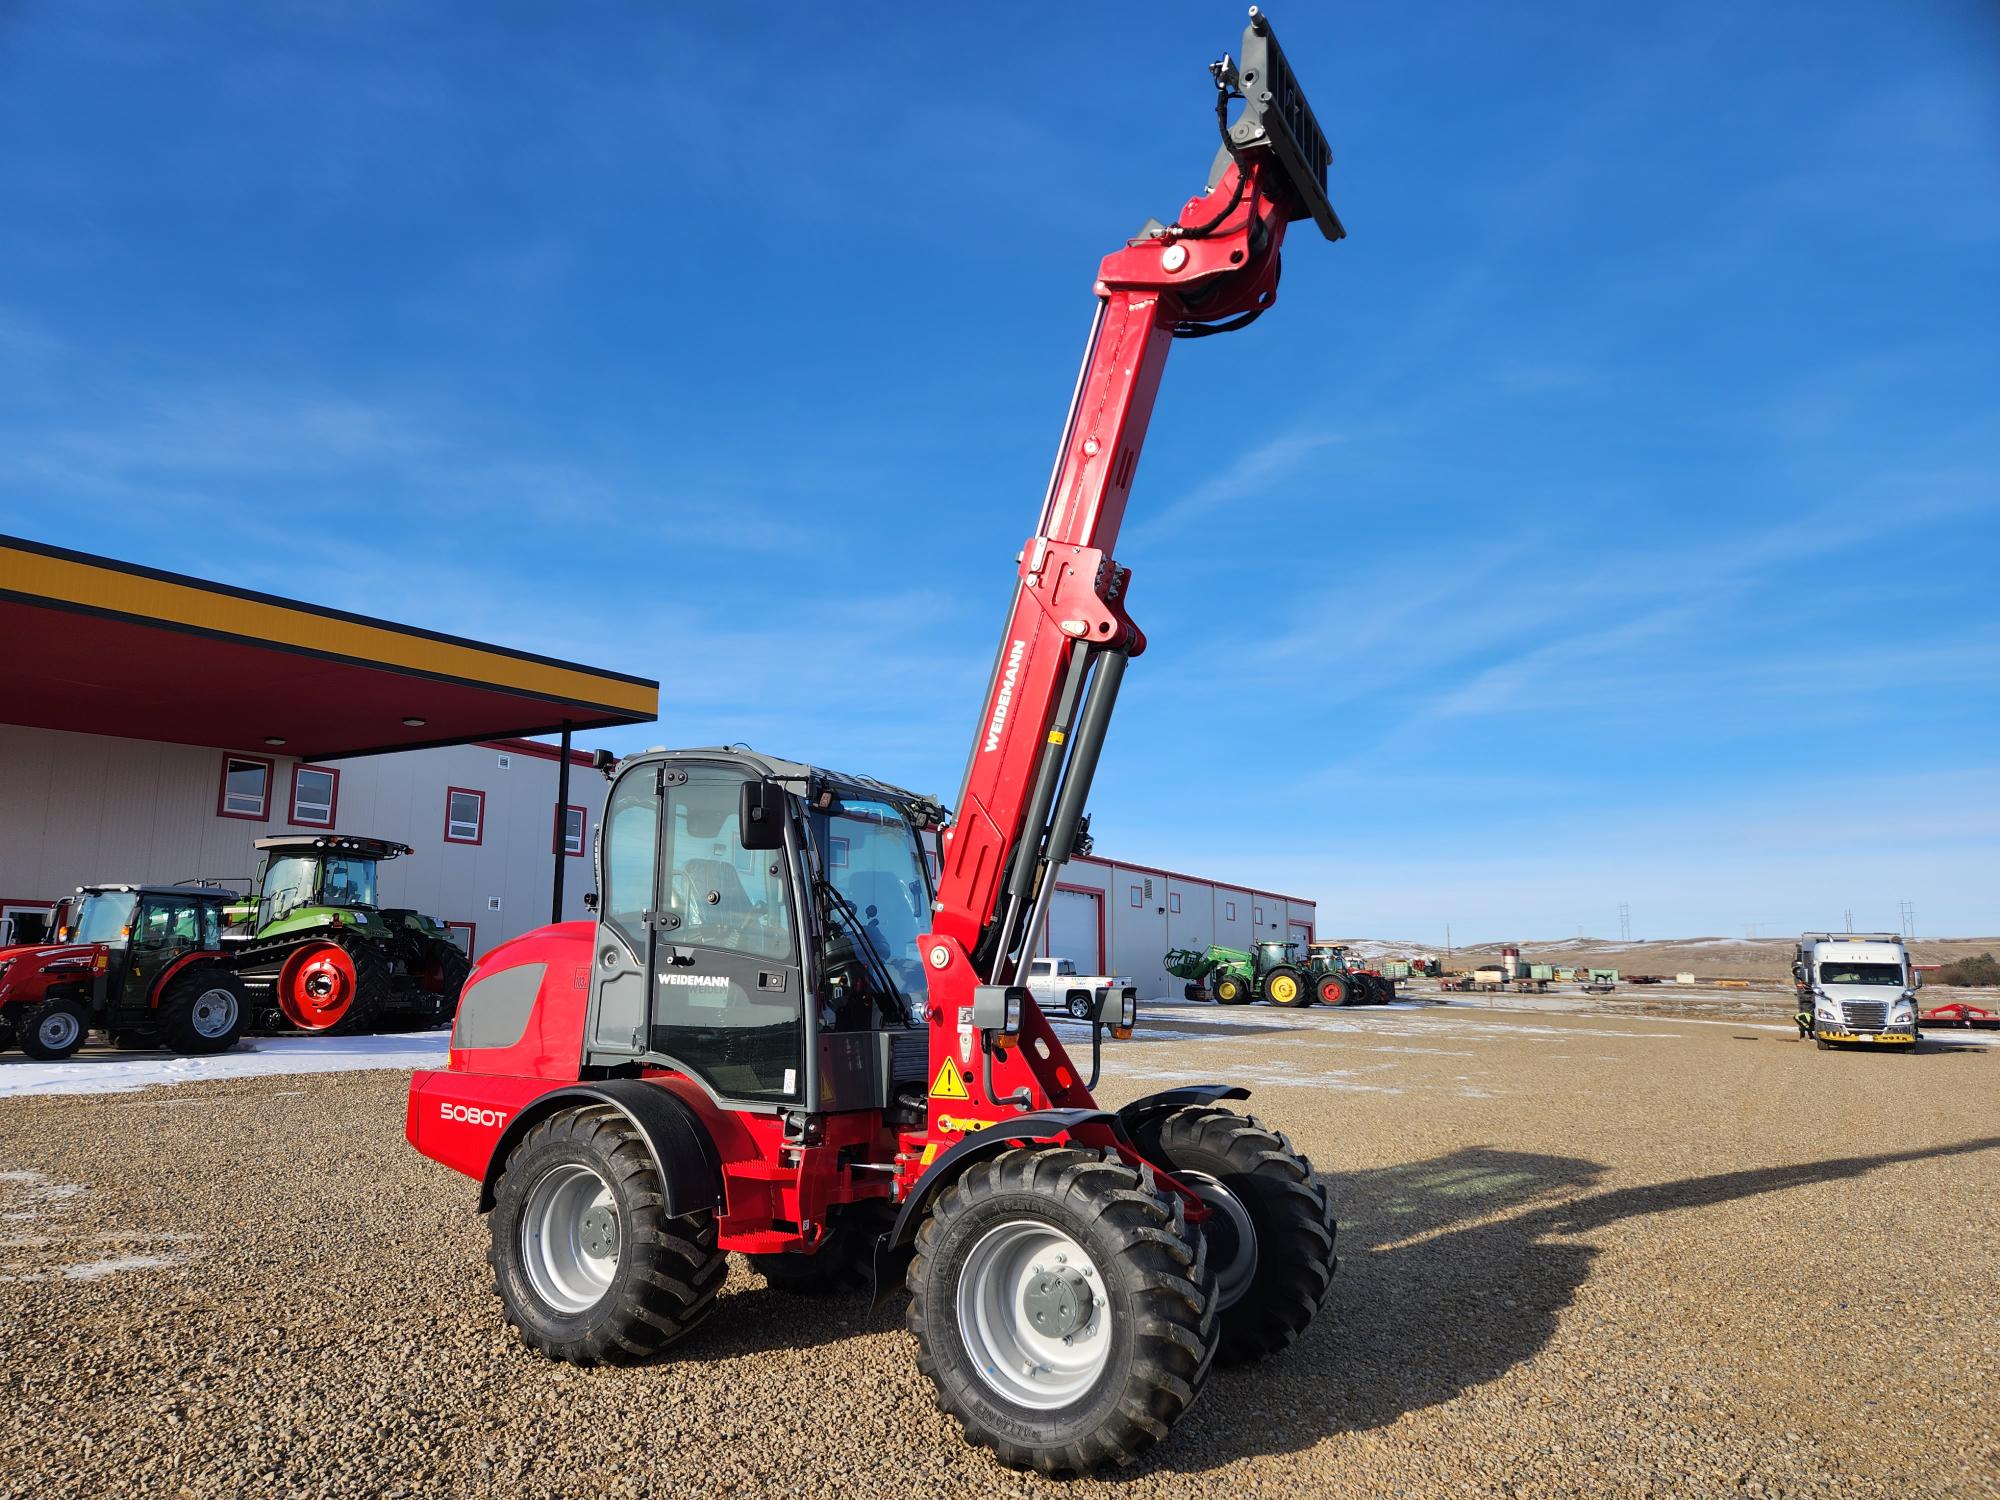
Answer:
[1210,969,1251,1005]
[20,997,89,1061]
[489,1106,725,1364]
[1315,972,1351,1006]
[1127,1105,1337,1365]
[158,966,250,1055]
[907,1146,1218,1474]
[275,937,390,1034]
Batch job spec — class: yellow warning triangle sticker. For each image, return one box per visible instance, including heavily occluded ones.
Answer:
[929,1057,970,1101]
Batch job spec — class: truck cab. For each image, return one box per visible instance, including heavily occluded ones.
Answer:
[1795,932,1920,1049]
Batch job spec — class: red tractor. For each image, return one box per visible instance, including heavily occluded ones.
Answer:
[407,10,1344,1473]
[0,884,250,1060]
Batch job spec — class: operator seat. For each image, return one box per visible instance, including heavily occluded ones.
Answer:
[683,857,756,939]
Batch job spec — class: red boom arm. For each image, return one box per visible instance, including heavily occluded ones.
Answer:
[910,15,1342,1146]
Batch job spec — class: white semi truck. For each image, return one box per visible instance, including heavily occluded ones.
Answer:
[1793,932,1920,1050]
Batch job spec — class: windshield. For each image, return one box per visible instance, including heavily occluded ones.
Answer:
[809,796,932,1019]
[71,891,138,945]
[1819,961,1904,987]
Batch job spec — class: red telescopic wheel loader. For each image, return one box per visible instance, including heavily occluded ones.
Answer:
[407,10,1345,1473]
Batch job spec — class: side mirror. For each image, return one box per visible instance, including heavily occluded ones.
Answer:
[739,780,787,850]
[582,891,599,913]
[973,984,1027,1038]
[1095,985,1137,1039]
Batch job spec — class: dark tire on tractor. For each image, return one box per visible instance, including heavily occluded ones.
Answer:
[20,997,89,1061]
[1263,964,1310,1007]
[1127,1105,1337,1366]
[0,1013,16,1053]
[1183,983,1208,1002]
[907,1145,1218,1475]
[158,965,250,1055]
[275,936,391,1034]
[489,1105,726,1365]
[1210,969,1251,1005]
[420,938,473,1027]
[1315,972,1351,1006]
[750,1199,895,1296]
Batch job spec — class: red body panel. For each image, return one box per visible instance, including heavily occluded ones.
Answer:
[0,943,103,1008]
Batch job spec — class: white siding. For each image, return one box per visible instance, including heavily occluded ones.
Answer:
[0,724,608,956]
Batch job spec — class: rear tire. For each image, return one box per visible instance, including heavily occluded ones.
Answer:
[1064,992,1093,1021]
[1263,965,1309,1007]
[20,997,89,1061]
[1128,1105,1337,1365]
[907,1146,1218,1475]
[1210,969,1251,1005]
[158,966,250,1055]
[490,1106,725,1364]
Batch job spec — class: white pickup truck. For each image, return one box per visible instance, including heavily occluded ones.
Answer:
[1026,956,1138,1022]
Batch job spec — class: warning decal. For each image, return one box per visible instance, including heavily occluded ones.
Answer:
[929,1057,971,1101]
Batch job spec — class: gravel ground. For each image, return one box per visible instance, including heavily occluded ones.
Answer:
[2,1000,1995,1498]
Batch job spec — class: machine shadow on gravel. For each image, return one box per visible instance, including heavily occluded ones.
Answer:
[1125,1134,2000,1477]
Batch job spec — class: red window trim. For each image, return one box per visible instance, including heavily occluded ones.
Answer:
[288,763,341,828]
[216,752,274,821]
[444,786,485,845]
[444,920,477,959]
[554,803,588,857]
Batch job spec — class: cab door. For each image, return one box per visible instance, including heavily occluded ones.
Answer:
[588,762,806,1106]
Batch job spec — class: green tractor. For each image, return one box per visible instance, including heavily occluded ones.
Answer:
[1165,939,1316,1007]
[223,834,471,1034]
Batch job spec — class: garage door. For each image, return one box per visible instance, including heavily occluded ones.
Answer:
[1289,920,1312,951]
[1045,887,1103,973]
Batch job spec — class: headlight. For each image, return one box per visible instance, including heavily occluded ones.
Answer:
[1814,996,1838,1020]
[1891,1002,1915,1022]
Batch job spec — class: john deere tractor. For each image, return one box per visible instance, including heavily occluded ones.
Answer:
[1165,939,1315,1006]
[223,835,470,1034]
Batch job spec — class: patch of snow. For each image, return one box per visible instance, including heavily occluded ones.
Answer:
[60,1252,185,1281]
[0,1030,451,1099]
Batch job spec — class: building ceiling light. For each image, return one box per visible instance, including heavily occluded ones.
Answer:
[402,716,428,727]
[264,736,287,746]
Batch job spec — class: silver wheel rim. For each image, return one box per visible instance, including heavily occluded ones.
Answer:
[190,987,239,1039]
[1182,1170,1259,1311]
[39,1010,81,1050]
[521,1163,620,1314]
[956,1219,1111,1409]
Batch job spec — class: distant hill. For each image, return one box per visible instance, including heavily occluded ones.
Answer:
[1318,935,2000,983]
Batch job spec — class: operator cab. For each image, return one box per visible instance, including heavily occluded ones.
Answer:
[585,747,943,1117]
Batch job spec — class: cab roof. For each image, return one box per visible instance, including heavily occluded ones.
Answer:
[79,884,236,901]
[632,746,947,827]
[252,834,414,859]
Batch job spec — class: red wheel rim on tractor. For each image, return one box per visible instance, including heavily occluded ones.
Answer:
[1317,974,1345,1005]
[278,942,359,1031]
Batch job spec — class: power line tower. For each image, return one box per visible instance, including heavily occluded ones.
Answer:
[1899,900,1915,940]
[1843,907,1854,933]
[1618,903,1631,942]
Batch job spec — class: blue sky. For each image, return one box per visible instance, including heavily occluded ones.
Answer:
[3,2,1995,941]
